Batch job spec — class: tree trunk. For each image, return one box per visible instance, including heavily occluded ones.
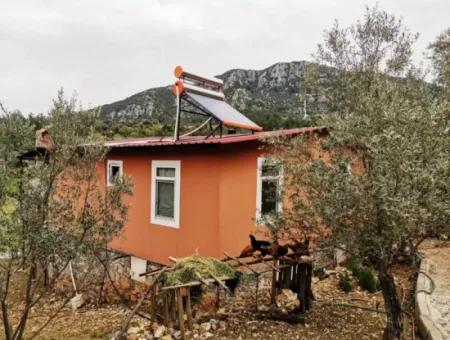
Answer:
[378,267,403,340]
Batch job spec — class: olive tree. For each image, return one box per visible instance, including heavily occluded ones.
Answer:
[277,7,450,339]
[0,91,132,340]
[428,28,450,91]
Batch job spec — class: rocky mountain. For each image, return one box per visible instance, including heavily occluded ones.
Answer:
[99,61,310,124]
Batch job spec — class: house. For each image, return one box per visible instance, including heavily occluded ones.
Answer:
[103,127,325,275]
[21,67,326,280]
[101,67,328,278]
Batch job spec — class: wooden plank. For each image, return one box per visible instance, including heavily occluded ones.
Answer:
[161,276,233,291]
[168,256,179,263]
[223,252,259,275]
[185,289,193,331]
[176,288,186,340]
[209,272,230,292]
[195,272,212,287]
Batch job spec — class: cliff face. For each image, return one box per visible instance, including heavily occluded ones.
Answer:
[99,61,310,123]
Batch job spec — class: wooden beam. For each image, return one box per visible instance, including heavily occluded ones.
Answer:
[208,272,230,292]
[161,276,234,291]
[223,252,259,275]
[195,272,212,287]
[168,256,179,263]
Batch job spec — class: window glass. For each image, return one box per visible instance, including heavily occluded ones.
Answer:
[262,163,280,177]
[157,168,175,177]
[151,160,180,228]
[110,165,121,178]
[261,179,278,214]
[156,180,175,218]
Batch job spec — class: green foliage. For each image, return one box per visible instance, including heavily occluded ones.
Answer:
[0,89,132,339]
[98,121,173,139]
[339,273,353,293]
[428,28,450,89]
[346,260,379,293]
[276,6,450,337]
[356,267,380,293]
[246,111,318,131]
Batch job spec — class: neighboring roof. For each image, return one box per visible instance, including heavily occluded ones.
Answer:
[105,126,325,149]
[184,92,263,132]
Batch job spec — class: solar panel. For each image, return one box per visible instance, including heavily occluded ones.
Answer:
[185,92,262,132]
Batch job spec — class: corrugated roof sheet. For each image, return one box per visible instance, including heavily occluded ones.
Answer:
[105,127,325,148]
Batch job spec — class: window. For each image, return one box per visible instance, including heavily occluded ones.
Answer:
[107,160,123,186]
[256,157,282,219]
[151,160,180,228]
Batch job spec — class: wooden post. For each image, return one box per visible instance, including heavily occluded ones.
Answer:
[151,285,158,326]
[171,291,177,326]
[185,288,193,331]
[176,288,186,340]
[281,261,291,290]
[163,294,170,327]
[215,285,221,311]
[305,263,313,309]
[270,259,277,305]
[298,264,307,313]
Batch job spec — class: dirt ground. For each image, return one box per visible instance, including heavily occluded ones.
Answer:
[1,262,420,340]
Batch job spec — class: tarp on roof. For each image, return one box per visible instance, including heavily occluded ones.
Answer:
[185,92,262,131]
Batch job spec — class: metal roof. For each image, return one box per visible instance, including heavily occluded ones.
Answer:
[105,127,325,149]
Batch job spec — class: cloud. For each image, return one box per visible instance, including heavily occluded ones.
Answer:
[0,0,448,114]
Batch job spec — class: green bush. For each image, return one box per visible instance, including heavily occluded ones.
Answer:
[345,259,380,293]
[339,273,352,293]
[356,267,379,293]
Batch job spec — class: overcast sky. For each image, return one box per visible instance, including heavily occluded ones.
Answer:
[1,0,449,114]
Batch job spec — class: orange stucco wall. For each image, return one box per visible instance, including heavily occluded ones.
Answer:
[106,143,263,265]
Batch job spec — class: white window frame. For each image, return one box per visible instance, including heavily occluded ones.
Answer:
[256,157,283,220]
[107,160,123,187]
[151,160,181,228]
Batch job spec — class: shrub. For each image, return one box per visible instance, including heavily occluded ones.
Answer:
[345,259,380,293]
[339,273,352,293]
[356,267,379,293]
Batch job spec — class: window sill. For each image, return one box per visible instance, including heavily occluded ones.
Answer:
[151,216,179,229]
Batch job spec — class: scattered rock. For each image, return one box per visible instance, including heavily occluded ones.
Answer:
[202,332,214,338]
[128,326,141,335]
[153,325,166,338]
[199,322,211,334]
[258,305,270,312]
[161,335,172,340]
[210,319,217,330]
[216,307,226,316]
[276,289,300,312]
